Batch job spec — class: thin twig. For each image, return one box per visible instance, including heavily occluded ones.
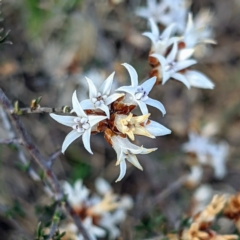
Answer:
[48,149,62,168]
[0,88,92,240]
[138,175,188,218]
[0,106,42,182]
[9,106,72,115]
[153,176,187,204]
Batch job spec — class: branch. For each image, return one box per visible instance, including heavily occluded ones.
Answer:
[153,175,187,204]
[48,149,62,168]
[0,88,92,240]
[0,106,42,182]
[10,106,72,115]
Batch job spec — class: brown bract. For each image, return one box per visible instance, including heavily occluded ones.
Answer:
[148,39,190,84]
[88,96,137,146]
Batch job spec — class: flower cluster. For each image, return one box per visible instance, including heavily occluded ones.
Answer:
[50,63,171,181]
[59,178,133,240]
[182,130,229,188]
[167,194,238,240]
[224,192,240,232]
[137,0,215,89]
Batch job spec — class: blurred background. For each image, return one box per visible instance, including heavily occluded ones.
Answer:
[1,0,240,239]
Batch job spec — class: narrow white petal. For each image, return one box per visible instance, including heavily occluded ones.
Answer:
[149,18,159,38]
[98,104,110,119]
[185,70,215,89]
[105,93,124,105]
[82,128,92,154]
[202,39,217,44]
[162,70,171,85]
[177,48,195,61]
[146,120,171,136]
[144,98,166,115]
[62,130,82,153]
[137,100,149,115]
[88,115,107,127]
[150,53,167,67]
[122,63,139,87]
[72,91,87,117]
[161,23,176,39]
[91,225,106,237]
[62,181,73,195]
[140,77,156,95]
[174,59,197,72]
[185,13,193,33]
[81,99,95,110]
[127,154,143,170]
[115,85,136,96]
[50,114,75,127]
[100,72,115,96]
[166,41,178,62]
[172,73,191,89]
[137,147,157,154]
[85,77,97,99]
[142,32,157,43]
[115,159,127,182]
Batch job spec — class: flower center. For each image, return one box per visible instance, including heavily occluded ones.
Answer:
[134,87,148,101]
[165,61,176,72]
[91,92,107,107]
[72,117,90,133]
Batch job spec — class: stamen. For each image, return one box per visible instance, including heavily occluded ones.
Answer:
[95,101,101,107]
[81,117,88,124]
[82,123,90,129]
[74,117,81,123]
[77,127,84,133]
[72,124,79,130]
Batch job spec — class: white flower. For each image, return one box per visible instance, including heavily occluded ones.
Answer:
[95,177,112,196]
[136,0,169,23]
[50,91,107,154]
[136,0,190,33]
[112,135,157,182]
[182,131,211,164]
[143,18,177,55]
[64,218,106,240]
[184,12,216,49]
[77,69,107,100]
[81,72,124,118]
[208,142,229,179]
[183,132,229,179]
[159,0,190,33]
[81,217,106,240]
[99,196,133,239]
[99,211,123,240]
[62,180,89,209]
[116,63,166,115]
[186,165,203,187]
[114,113,171,141]
[192,185,213,215]
[151,42,197,88]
